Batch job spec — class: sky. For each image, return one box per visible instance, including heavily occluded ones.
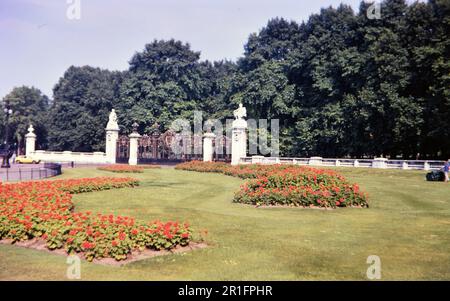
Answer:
[0,0,377,99]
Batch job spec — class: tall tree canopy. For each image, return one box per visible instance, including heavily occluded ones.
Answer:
[1,86,49,153]
[117,40,211,134]
[229,0,449,158]
[11,0,448,159]
[47,66,123,151]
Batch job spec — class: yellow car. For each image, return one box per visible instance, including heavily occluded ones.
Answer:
[15,155,41,164]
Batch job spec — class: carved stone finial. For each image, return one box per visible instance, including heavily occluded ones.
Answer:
[132,122,139,133]
[150,122,160,135]
[27,124,35,134]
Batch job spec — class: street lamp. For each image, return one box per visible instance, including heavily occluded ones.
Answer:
[1,102,13,168]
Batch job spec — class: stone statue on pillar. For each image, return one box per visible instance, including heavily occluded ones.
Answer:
[231,103,248,165]
[25,124,37,157]
[105,109,120,164]
[233,103,247,120]
[106,109,119,130]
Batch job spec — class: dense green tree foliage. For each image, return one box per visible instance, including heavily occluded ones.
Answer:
[231,0,449,158]
[47,66,123,151]
[0,86,49,153]
[4,0,448,159]
[116,40,207,134]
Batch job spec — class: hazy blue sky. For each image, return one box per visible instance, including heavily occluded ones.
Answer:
[1,0,370,99]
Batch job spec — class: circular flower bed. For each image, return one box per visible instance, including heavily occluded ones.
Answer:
[0,177,191,261]
[176,161,369,209]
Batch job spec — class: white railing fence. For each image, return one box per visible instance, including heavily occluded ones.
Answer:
[240,156,444,171]
[30,150,108,164]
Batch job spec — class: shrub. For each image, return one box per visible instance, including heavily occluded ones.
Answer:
[0,177,191,261]
[176,161,369,208]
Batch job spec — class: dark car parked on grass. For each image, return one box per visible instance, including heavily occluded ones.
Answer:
[426,170,445,181]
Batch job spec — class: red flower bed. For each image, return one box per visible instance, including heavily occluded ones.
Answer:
[175,161,229,173]
[176,161,369,208]
[98,165,144,173]
[98,165,161,173]
[0,177,191,261]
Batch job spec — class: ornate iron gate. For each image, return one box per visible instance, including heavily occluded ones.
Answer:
[116,129,230,164]
[213,134,231,162]
[116,136,130,163]
[137,130,203,163]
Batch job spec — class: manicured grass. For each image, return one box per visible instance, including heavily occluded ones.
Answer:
[0,166,449,280]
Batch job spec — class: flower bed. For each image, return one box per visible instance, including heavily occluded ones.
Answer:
[175,161,229,173]
[0,177,191,261]
[176,161,369,208]
[98,165,161,173]
[98,165,144,173]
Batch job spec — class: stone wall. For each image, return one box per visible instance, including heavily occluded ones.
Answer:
[30,150,108,164]
[25,109,118,165]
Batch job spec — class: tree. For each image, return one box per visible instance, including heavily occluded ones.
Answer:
[287,5,360,156]
[117,39,210,134]
[197,60,238,121]
[47,66,123,151]
[229,18,302,155]
[6,0,449,159]
[1,86,50,154]
[344,0,423,158]
[405,0,450,158]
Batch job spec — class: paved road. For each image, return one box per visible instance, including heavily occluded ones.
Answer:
[0,162,178,182]
[0,163,55,182]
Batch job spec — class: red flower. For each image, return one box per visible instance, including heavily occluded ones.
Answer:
[175,162,368,209]
[0,176,190,262]
[118,232,126,241]
[81,241,95,249]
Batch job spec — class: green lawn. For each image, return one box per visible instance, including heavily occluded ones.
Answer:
[0,166,449,280]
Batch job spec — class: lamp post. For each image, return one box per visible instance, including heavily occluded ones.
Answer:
[1,101,13,168]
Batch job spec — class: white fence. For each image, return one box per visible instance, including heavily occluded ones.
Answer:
[240,156,444,171]
[30,150,108,164]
